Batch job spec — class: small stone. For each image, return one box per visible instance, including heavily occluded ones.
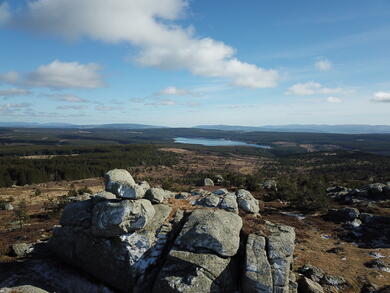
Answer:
[10,243,34,257]
[298,277,324,293]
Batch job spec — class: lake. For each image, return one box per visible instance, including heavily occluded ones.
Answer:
[174,137,271,149]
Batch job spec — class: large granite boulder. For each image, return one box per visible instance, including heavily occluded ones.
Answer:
[50,202,172,292]
[0,285,49,293]
[104,169,145,199]
[60,200,93,228]
[174,209,242,257]
[243,222,295,293]
[153,208,242,293]
[91,199,155,237]
[219,193,239,214]
[236,189,259,214]
[242,234,273,293]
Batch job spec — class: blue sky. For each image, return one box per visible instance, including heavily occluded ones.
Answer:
[0,0,390,126]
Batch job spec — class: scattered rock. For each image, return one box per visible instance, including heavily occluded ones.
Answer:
[321,274,346,288]
[236,189,259,214]
[262,179,278,191]
[4,203,14,211]
[298,265,325,283]
[325,207,360,222]
[298,277,324,293]
[212,188,228,196]
[219,192,239,214]
[365,259,390,273]
[10,243,34,257]
[196,193,221,208]
[203,178,214,186]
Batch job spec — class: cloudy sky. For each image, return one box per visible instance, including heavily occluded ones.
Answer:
[0,0,390,126]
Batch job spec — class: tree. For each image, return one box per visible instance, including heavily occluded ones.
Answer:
[13,199,29,229]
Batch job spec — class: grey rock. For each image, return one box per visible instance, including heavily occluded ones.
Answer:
[298,265,325,283]
[262,179,278,191]
[104,169,144,199]
[139,181,151,192]
[321,275,346,288]
[4,203,13,211]
[191,189,210,196]
[266,222,295,292]
[203,178,214,186]
[0,285,49,293]
[10,243,34,257]
[50,204,172,292]
[145,187,166,204]
[196,194,221,208]
[242,234,273,293]
[175,192,191,199]
[215,175,224,184]
[60,200,93,228]
[175,209,242,257]
[212,188,228,196]
[325,207,360,222]
[236,189,259,214]
[365,259,390,273]
[91,199,155,237]
[219,192,239,214]
[153,249,236,293]
[91,191,116,203]
[298,277,324,293]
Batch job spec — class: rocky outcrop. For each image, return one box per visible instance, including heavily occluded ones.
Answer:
[48,169,297,293]
[327,182,390,203]
[0,285,49,293]
[242,221,296,293]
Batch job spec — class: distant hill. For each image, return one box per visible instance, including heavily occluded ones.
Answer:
[0,122,165,129]
[195,124,390,134]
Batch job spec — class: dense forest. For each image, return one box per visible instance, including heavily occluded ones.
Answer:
[0,145,177,187]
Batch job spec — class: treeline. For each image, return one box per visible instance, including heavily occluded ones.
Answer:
[0,145,177,187]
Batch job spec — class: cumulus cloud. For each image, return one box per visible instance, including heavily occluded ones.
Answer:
[0,88,31,97]
[0,60,104,89]
[0,2,10,25]
[286,82,348,96]
[57,105,88,110]
[315,58,332,72]
[45,93,87,103]
[372,91,390,103]
[326,96,342,103]
[4,0,278,89]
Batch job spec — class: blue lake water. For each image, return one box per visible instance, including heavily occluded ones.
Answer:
[174,137,271,149]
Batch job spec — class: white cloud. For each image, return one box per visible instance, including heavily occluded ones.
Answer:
[326,96,342,103]
[0,88,31,97]
[57,105,88,110]
[5,0,278,89]
[46,93,87,103]
[372,91,390,103]
[156,86,196,96]
[146,99,177,106]
[95,105,118,111]
[0,2,10,25]
[315,58,332,72]
[0,60,104,89]
[0,103,31,112]
[286,82,349,96]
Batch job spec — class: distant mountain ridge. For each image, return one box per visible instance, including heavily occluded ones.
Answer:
[0,122,165,129]
[194,124,390,134]
[1,122,390,134]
